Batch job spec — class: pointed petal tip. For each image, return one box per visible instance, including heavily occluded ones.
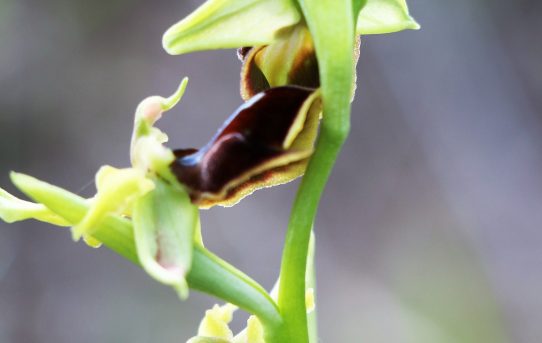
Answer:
[162,77,189,111]
[356,0,421,35]
[409,17,421,30]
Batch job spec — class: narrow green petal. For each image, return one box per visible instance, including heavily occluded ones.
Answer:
[162,77,189,111]
[357,0,420,35]
[132,77,188,139]
[162,0,301,55]
[0,187,69,226]
[131,79,187,176]
[133,179,198,300]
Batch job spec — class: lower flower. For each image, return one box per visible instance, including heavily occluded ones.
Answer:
[187,288,314,343]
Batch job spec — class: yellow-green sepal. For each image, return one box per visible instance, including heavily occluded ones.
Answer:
[0,187,69,226]
[162,0,301,55]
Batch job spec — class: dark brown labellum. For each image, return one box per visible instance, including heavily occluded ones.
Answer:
[170,86,321,208]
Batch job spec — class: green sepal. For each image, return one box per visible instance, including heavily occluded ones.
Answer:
[0,187,69,226]
[357,0,420,34]
[162,0,301,55]
[10,172,139,263]
[133,178,198,300]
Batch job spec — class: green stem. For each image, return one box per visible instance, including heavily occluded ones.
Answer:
[10,172,284,338]
[278,1,356,341]
[277,122,349,342]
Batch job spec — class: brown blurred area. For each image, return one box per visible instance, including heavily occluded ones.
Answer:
[1,0,541,342]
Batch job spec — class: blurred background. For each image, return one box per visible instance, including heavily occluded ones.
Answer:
[1,0,541,342]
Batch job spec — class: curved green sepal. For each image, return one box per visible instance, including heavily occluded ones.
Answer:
[357,0,420,34]
[162,0,301,55]
[133,179,198,300]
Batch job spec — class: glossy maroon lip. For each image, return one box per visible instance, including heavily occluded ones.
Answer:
[170,86,319,208]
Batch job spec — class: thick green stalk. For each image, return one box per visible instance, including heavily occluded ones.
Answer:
[10,172,283,337]
[278,1,356,341]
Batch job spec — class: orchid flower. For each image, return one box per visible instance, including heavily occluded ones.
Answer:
[0,1,419,342]
[186,286,315,343]
[161,1,418,342]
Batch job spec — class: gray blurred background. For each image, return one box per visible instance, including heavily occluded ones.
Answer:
[1,0,541,342]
